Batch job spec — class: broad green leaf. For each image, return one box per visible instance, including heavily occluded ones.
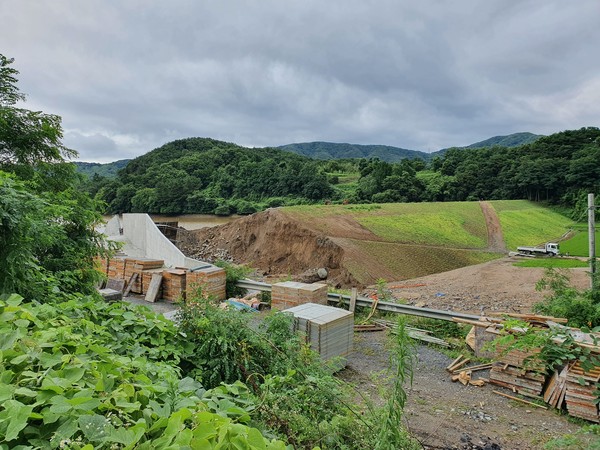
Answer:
[189,437,213,450]
[246,428,267,450]
[62,367,86,383]
[79,414,111,443]
[14,387,37,398]
[5,294,23,307]
[0,384,15,402]
[3,400,33,441]
[0,331,20,350]
[50,418,79,445]
[10,354,29,365]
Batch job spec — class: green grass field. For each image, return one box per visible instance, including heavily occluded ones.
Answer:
[559,229,600,257]
[512,259,589,268]
[284,200,581,284]
[490,200,573,251]
[286,201,488,248]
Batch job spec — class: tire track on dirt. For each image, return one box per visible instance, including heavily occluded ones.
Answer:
[479,201,507,252]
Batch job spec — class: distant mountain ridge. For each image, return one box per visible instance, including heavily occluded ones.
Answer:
[281,132,543,162]
[464,132,542,149]
[74,159,131,178]
[74,132,544,173]
[277,141,428,162]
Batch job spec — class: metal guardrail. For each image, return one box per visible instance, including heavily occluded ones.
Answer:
[236,279,480,322]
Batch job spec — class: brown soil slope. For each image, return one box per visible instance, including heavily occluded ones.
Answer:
[179,209,354,286]
[178,207,505,287]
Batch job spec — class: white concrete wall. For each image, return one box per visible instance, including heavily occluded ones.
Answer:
[115,213,209,269]
[104,215,121,236]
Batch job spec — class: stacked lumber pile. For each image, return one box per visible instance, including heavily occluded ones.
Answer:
[124,258,164,294]
[453,312,600,422]
[564,361,600,423]
[107,257,126,280]
[186,266,227,301]
[489,348,546,397]
[271,281,328,310]
[162,269,187,302]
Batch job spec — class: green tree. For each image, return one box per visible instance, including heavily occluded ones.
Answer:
[0,54,76,168]
[0,54,108,299]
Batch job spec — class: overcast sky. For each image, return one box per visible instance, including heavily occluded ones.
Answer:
[1,1,599,162]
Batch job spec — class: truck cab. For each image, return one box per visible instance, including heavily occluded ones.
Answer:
[546,243,559,255]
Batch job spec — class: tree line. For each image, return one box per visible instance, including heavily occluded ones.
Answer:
[339,127,600,213]
[85,126,599,216]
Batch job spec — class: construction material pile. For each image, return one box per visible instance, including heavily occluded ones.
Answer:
[452,312,600,423]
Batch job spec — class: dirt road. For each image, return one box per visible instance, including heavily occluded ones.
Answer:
[380,257,590,315]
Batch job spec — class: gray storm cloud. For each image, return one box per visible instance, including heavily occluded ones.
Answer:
[1,0,598,162]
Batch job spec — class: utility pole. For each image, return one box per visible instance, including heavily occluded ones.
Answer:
[589,193,596,290]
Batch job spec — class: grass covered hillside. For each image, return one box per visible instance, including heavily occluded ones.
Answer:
[282,200,574,284]
[490,200,573,251]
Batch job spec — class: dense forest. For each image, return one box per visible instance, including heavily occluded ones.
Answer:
[89,138,335,215]
[86,127,599,216]
[351,127,600,208]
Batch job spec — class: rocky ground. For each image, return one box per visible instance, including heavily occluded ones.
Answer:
[377,257,590,315]
[343,332,597,450]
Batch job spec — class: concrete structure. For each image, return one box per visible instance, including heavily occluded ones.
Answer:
[105,213,203,269]
[101,214,227,301]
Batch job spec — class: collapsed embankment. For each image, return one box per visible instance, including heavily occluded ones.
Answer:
[177,208,357,286]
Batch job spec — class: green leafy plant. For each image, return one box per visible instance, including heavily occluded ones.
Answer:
[215,260,252,298]
[534,268,600,327]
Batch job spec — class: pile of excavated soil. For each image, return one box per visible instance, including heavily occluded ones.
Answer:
[177,209,356,286]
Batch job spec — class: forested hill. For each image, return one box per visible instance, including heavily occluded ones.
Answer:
[74,159,130,178]
[464,132,542,149]
[278,141,428,161]
[93,137,335,215]
[431,132,543,157]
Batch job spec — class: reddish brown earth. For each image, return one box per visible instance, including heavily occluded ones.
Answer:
[178,208,355,286]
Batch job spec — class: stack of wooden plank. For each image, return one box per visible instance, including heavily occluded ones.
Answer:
[543,364,570,409]
[124,258,164,294]
[271,281,328,310]
[564,361,600,423]
[162,269,187,302]
[489,348,546,397]
[186,266,227,301]
[107,257,126,280]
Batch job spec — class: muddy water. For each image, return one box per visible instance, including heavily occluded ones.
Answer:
[102,214,238,230]
[150,214,239,230]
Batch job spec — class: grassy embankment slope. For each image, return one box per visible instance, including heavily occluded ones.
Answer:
[284,200,575,284]
[490,200,599,257]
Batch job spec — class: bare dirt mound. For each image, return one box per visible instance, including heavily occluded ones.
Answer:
[479,201,507,252]
[383,257,591,314]
[178,209,356,286]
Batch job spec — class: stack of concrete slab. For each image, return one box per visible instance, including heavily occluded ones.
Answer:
[271,281,328,310]
[284,303,353,368]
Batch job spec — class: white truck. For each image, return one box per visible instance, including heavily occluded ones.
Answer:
[517,242,560,256]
